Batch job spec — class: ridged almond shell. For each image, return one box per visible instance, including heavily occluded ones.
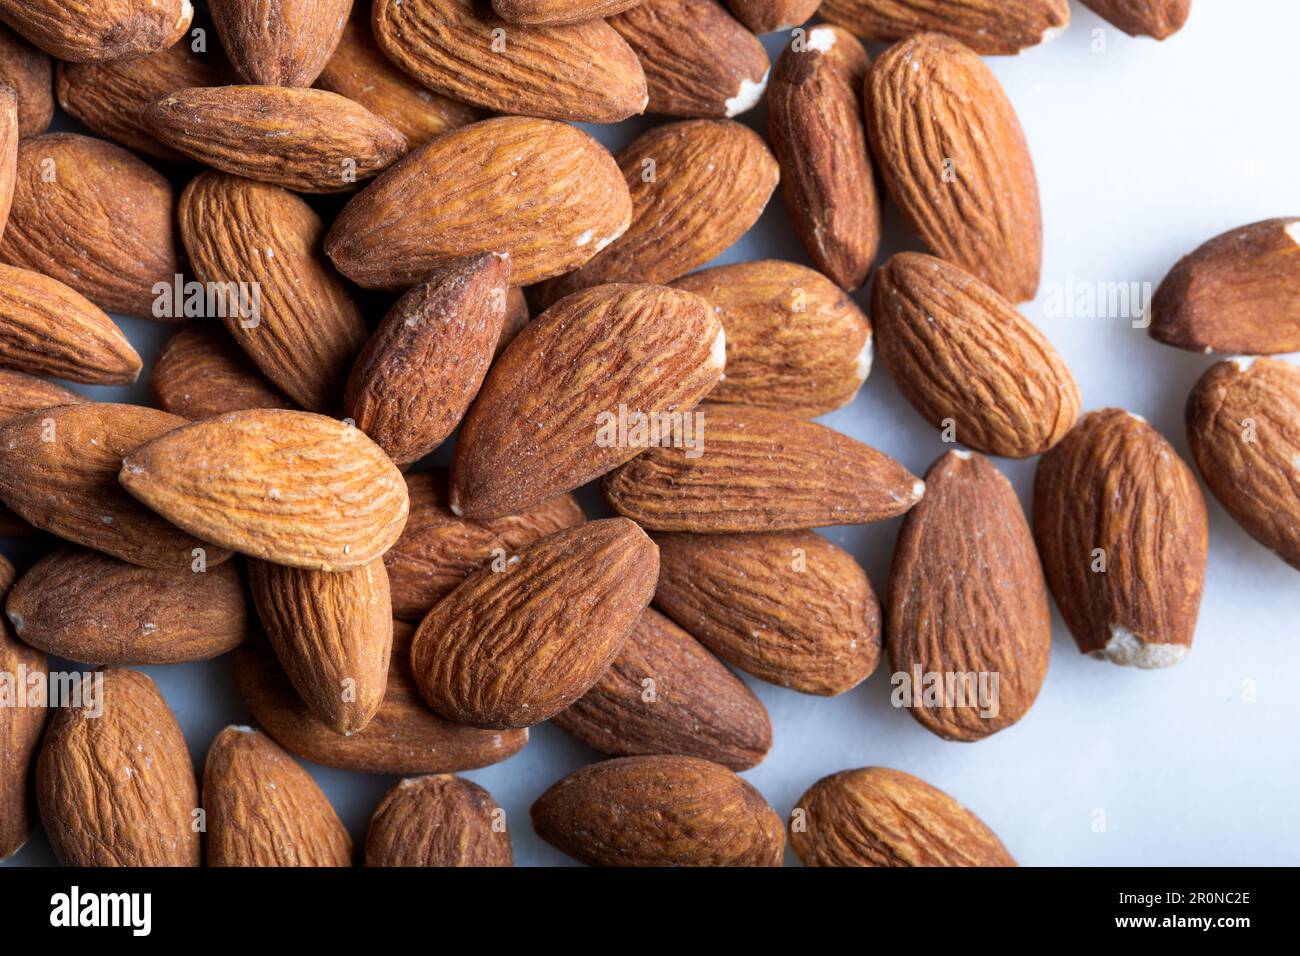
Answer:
[0,553,46,860]
[150,324,294,421]
[491,0,644,25]
[365,775,512,867]
[211,0,352,87]
[820,0,1070,55]
[0,23,53,137]
[0,0,192,62]
[0,368,84,423]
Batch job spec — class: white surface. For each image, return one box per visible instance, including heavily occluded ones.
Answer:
[5,1,1300,867]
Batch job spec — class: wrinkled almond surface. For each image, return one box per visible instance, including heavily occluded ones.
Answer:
[212,0,351,87]
[0,0,192,62]
[0,23,54,137]
[150,324,294,421]
[0,554,45,861]
[820,0,1069,54]
[366,775,513,867]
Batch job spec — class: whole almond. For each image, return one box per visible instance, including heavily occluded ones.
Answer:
[491,0,644,24]
[1033,409,1208,668]
[867,33,1042,303]
[0,87,16,241]
[1,553,46,860]
[211,0,351,87]
[0,0,192,62]
[532,755,785,867]
[820,0,1070,54]
[0,23,53,137]
[151,324,294,420]
[0,368,84,422]
[365,775,512,867]
[724,0,822,33]
[1081,0,1190,39]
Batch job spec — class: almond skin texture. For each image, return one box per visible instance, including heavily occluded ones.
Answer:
[1033,409,1208,668]
[0,368,84,422]
[1149,218,1300,355]
[372,0,647,123]
[37,669,200,867]
[671,260,872,417]
[874,253,1080,458]
[5,545,247,665]
[1081,0,1190,39]
[326,116,631,290]
[867,33,1042,303]
[0,0,192,62]
[411,518,658,728]
[450,283,724,519]
[0,87,16,241]
[0,133,182,319]
[0,403,233,570]
[0,24,54,137]
[791,767,1015,867]
[888,452,1050,741]
[553,607,773,770]
[654,530,881,695]
[532,755,785,867]
[345,253,510,468]
[211,0,351,87]
[203,726,352,867]
[820,0,1069,55]
[120,409,410,572]
[366,775,512,867]
[535,119,778,306]
[1,554,46,861]
[724,0,822,33]
[150,324,294,421]
[492,0,644,25]
[385,470,585,620]
[604,403,925,532]
[1186,358,1300,570]
[497,287,531,358]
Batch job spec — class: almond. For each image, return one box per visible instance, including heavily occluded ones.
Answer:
[120,408,410,572]
[1081,0,1190,39]
[532,755,785,867]
[411,518,658,728]
[365,775,512,867]
[0,87,16,241]
[604,403,925,532]
[0,0,192,62]
[1033,409,1208,668]
[820,0,1070,55]
[867,33,1042,303]
[790,767,1016,867]
[491,0,644,24]
[0,368,84,422]
[873,252,1081,458]
[497,287,531,358]
[0,23,53,137]
[203,725,352,867]
[150,324,294,421]
[326,116,632,290]
[0,504,29,536]
[211,0,350,87]
[0,553,46,860]
[1186,357,1300,570]
[671,260,872,417]
[724,0,822,33]
[450,283,724,519]
[37,669,200,867]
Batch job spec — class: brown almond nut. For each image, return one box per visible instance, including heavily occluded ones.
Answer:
[491,0,644,25]
[450,283,724,519]
[723,0,822,33]
[604,403,925,532]
[179,171,368,411]
[873,252,1081,458]
[0,368,84,422]
[654,529,881,696]
[534,120,779,306]
[1186,358,1300,570]
[411,518,658,728]
[553,607,773,770]
[532,755,785,867]
[887,451,1051,741]
[820,0,1070,55]
[365,775,513,867]
[790,767,1016,867]
[1080,0,1190,39]
[671,260,872,417]
[385,470,585,620]
[1033,409,1208,668]
[1149,218,1300,355]
[37,669,200,867]
[0,403,234,570]
[496,287,531,358]
[372,0,647,123]
[203,725,352,867]
[867,33,1042,303]
[151,324,294,421]
[5,545,247,665]
[0,503,30,535]
[0,24,54,137]
[211,0,351,87]
[1,553,46,860]
[0,0,192,62]
[0,133,182,319]
[236,621,529,774]
[345,254,510,468]
[248,558,393,735]
[0,86,15,242]
[120,409,410,572]
[326,116,632,290]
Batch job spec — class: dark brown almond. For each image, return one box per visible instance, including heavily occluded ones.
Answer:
[0,0,192,62]
[0,23,53,137]
[0,504,31,536]
[491,0,644,24]
[365,775,512,867]
[1081,0,1190,39]
[819,0,1070,54]
[0,553,46,860]
[0,368,83,422]
[211,0,351,87]
[150,324,294,420]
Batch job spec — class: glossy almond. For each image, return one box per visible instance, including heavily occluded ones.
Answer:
[0,554,45,860]
[0,23,53,137]
[820,0,1070,54]
[365,775,512,867]
[1081,0,1190,39]
[150,324,294,420]
[211,0,351,87]
[0,0,192,62]
[491,0,644,24]
[0,369,84,423]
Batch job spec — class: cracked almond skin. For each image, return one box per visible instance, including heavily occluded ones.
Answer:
[0,24,53,137]
[179,172,368,411]
[120,409,410,572]
[0,369,83,423]
[0,0,192,62]
[151,324,294,421]
[0,403,233,570]
[491,0,644,25]
[820,0,1069,55]
[204,726,352,867]
[146,86,407,193]
[671,260,872,417]
[888,452,1050,741]
[366,775,512,867]
[0,133,182,319]
[211,0,351,87]
[1149,218,1300,354]
[411,518,658,729]
[532,755,785,867]
[535,120,778,306]
[554,607,773,769]
[6,545,247,665]
[1081,0,1190,39]
[1,554,46,861]
[654,530,881,695]
[723,0,822,33]
[867,33,1042,303]
[37,669,200,867]
[1186,358,1300,570]
[874,253,1080,458]
[326,116,631,290]
[604,404,924,532]
[1033,409,1207,669]
[451,283,724,519]
[791,767,1015,867]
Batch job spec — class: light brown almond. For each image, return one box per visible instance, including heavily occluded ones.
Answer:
[0,0,192,62]
[724,0,822,33]
[820,0,1070,55]
[0,368,84,423]
[0,553,46,860]
[491,0,644,24]
[150,324,294,421]
[0,23,53,137]
[365,775,512,867]
[211,0,351,87]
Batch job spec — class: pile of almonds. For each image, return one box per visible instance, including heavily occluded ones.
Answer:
[0,0,1294,869]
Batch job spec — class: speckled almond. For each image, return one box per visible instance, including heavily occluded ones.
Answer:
[0,23,53,137]
[211,0,351,87]
[0,554,46,861]
[0,0,192,62]
[820,0,1070,54]
[365,775,512,867]
[150,324,294,421]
